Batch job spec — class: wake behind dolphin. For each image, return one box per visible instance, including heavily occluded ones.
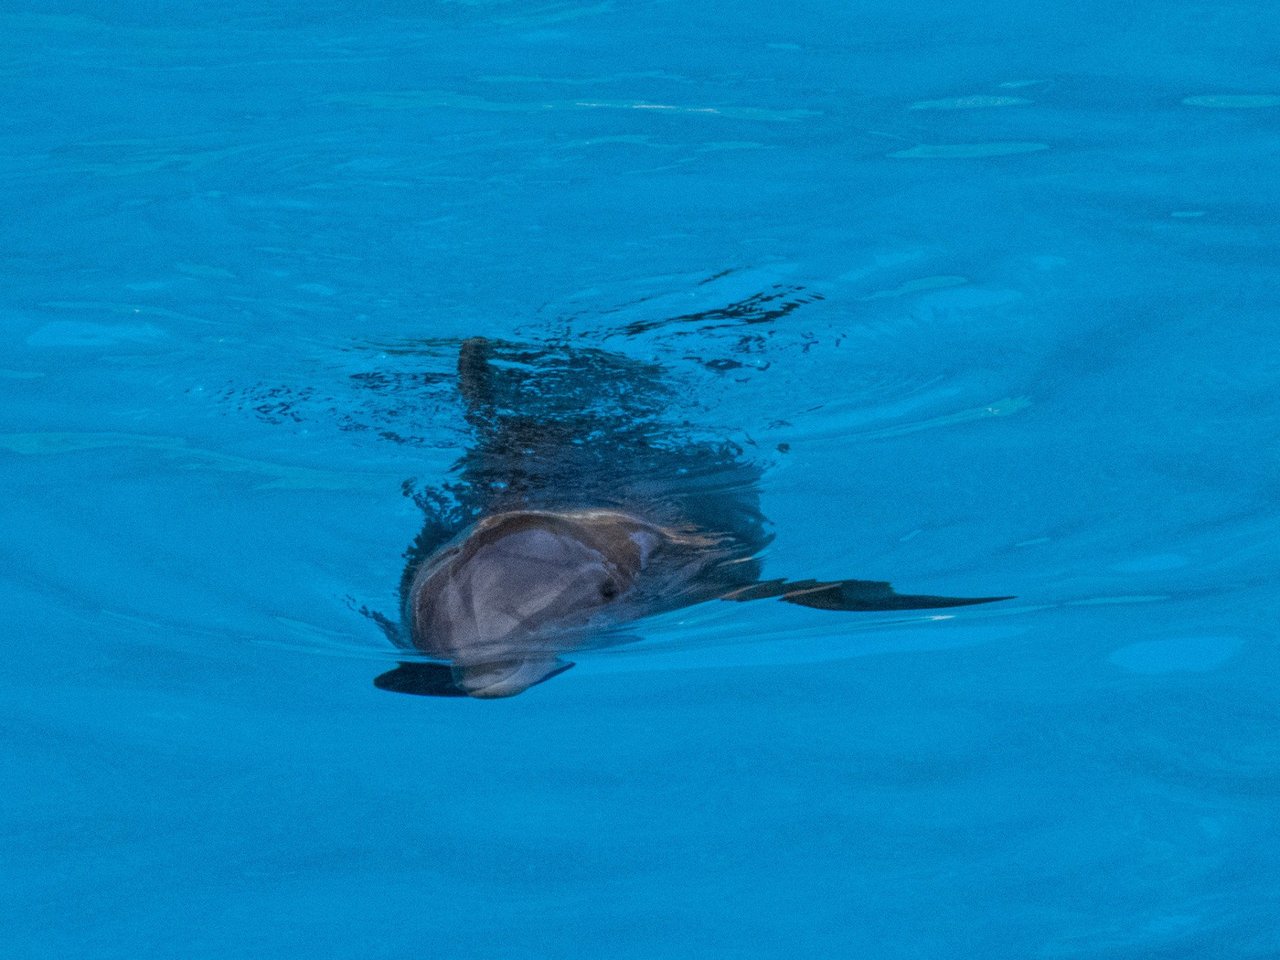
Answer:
[373,337,1009,698]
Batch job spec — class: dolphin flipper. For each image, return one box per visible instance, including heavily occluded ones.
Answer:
[722,578,1012,611]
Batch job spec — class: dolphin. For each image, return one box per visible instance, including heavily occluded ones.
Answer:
[373,337,1009,698]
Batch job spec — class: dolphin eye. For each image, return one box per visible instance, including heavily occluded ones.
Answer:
[599,580,620,601]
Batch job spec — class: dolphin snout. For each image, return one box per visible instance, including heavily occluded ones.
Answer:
[453,658,574,698]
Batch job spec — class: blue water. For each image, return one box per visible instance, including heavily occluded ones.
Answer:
[4,1,1279,956]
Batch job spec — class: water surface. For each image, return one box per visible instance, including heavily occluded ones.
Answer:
[3,1,1278,957]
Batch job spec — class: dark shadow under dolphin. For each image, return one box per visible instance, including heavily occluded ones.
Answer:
[374,337,1010,698]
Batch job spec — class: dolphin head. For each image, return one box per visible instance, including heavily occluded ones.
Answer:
[406,510,664,697]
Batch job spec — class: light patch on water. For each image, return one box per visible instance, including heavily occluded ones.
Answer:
[570,134,655,149]
[476,71,689,86]
[889,142,1049,158]
[438,0,611,13]
[1182,94,1280,108]
[1108,635,1243,674]
[572,100,820,121]
[620,102,720,114]
[0,12,103,34]
[37,300,212,326]
[176,262,237,280]
[100,609,170,633]
[796,382,960,442]
[909,95,1031,110]
[1111,554,1189,573]
[1067,595,1169,606]
[47,140,261,177]
[862,396,1032,439]
[916,285,1022,311]
[0,368,44,380]
[1170,210,1206,218]
[834,249,930,285]
[698,141,770,152]
[25,321,167,348]
[328,90,538,112]
[495,0,614,27]
[858,275,969,301]
[328,90,816,121]
[0,431,372,490]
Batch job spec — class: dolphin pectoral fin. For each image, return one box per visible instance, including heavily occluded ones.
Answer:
[373,662,470,697]
[720,578,795,601]
[723,579,1013,611]
[783,580,1013,611]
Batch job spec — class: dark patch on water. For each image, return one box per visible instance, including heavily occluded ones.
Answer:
[617,284,824,336]
[214,276,827,443]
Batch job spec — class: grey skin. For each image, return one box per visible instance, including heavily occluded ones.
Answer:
[372,338,1010,699]
[402,509,674,697]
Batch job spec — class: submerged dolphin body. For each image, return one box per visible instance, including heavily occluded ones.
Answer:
[374,337,1009,698]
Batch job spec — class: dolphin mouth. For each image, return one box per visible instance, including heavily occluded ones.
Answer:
[453,657,575,698]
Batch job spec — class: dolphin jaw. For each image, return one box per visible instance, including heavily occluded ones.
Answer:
[453,658,573,698]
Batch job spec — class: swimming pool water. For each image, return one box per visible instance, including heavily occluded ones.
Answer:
[3,1,1278,957]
